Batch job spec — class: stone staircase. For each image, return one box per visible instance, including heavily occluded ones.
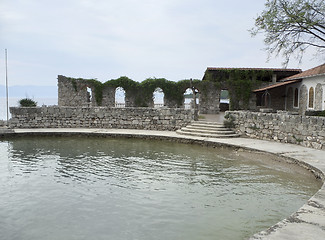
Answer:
[176,121,239,138]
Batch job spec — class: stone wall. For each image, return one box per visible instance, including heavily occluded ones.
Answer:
[227,110,325,150]
[9,107,193,131]
[199,82,220,114]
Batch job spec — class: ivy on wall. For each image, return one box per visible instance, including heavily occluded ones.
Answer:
[63,76,199,107]
[63,68,271,109]
[203,69,273,110]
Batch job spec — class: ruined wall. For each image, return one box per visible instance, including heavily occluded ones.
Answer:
[228,110,325,150]
[58,75,228,113]
[9,107,193,131]
[58,76,93,107]
[199,82,220,114]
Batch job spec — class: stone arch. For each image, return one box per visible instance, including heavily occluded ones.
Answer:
[153,87,165,108]
[261,90,271,108]
[80,85,96,106]
[286,87,293,111]
[315,83,323,110]
[115,87,126,107]
[308,87,314,109]
[183,87,199,109]
[86,87,92,103]
[299,85,308,115]
[219,89,229,112]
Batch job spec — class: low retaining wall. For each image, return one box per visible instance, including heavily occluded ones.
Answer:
[228,110,325,150]
[9,106,193,131]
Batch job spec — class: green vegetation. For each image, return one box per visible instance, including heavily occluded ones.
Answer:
[64,68,271,109]
[66,76,198,107]
[251,0,325,66]
[305,110,325,117]
[19,98,37,107]
[204,69,273,110]
[293,135,304,143]
[223,113,236,129]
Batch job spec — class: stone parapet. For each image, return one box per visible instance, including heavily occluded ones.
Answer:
[227,110,325,150]
[9,106,193,131]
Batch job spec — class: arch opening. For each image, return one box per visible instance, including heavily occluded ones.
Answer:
[183,88,199,109]
[308,87,314,109]
[294,88,299,108]
[86,87,92,104]
[220,90,229,112]
[115,87,126,108]
[261,90,271,108]
[153,88,164,108]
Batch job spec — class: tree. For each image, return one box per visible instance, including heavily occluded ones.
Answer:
[251,0,325,66]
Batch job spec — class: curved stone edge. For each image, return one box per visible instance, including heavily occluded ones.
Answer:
[2,128,325,240]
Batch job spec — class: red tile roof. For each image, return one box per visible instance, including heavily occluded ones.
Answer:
[282,63,325,81]
[206,67,301,72]
[253,79,301,92]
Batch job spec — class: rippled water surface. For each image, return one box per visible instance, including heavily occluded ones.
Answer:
[0,136,321,240]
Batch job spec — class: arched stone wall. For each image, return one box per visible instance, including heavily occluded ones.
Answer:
[102,86,115,107]
[57,75,218,112]
[198,82,220,114]
[315,83,323,110]
[286,87,293,111]
[299,85,308,115]
[58,76,95,107]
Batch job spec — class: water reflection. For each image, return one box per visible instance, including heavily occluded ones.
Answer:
[0,136,322,240]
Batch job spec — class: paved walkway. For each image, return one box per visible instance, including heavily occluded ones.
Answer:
[3,128,325,240]
[199,112,225,123]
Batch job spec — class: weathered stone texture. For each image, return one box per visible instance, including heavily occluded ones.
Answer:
[315,83,323,111]
[299,84,308,115]
[228,110,325,150]
[199,82,220,114]
[9,107,193,131]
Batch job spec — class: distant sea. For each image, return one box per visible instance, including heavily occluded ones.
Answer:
[0,97,58,120]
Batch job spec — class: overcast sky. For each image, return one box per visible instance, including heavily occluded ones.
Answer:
[1,0,324,86]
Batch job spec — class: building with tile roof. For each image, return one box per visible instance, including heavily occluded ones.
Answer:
[253,63,325,114]
[202,67,301,112]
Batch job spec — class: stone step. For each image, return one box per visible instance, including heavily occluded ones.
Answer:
[180,127,234,134]
[176,120,239,138]
[176,129,240,138]
[191,122,225,128]
[192,121,224,126]
[185,125,230,131]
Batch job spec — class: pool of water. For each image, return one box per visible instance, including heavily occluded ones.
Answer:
[0,136,322,240]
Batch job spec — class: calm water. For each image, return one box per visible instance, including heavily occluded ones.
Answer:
[0,137,321,240]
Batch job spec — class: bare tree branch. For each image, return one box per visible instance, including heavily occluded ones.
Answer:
[251,0,325,66]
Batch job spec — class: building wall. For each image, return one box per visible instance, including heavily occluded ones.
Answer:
[9,107,193,131]
[285,75,325,113]
[227,110,325,150]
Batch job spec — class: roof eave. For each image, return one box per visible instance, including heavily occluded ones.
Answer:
[284,72,325,81]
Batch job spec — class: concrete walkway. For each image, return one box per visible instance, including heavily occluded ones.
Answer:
[199,112,225,123]
[3,128,325,240]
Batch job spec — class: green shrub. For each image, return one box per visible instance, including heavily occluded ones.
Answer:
[223,113,235,128]
[19,98,37,107]
[305,110,325,117]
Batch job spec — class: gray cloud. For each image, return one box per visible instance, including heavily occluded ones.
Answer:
[0,0,322,86]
